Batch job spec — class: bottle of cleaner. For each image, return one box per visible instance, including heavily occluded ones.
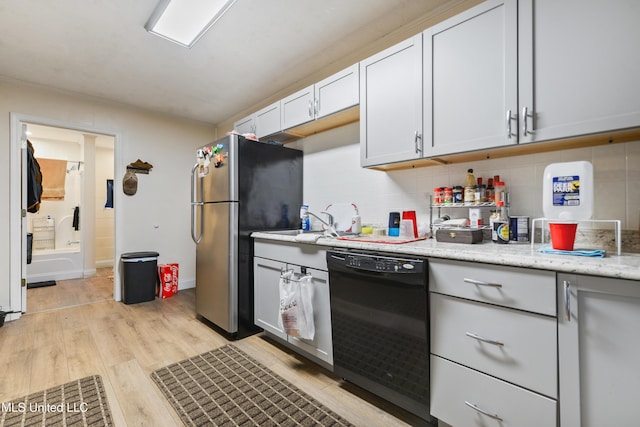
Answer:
[300,204,310,231]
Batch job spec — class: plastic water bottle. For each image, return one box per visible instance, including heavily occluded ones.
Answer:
[300,204,310,231]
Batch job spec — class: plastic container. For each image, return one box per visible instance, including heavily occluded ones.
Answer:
[550,222,578,251]
[121,251,159,304]
[465,169,476,187]
[543,161,593,220]
[300,204,310,231]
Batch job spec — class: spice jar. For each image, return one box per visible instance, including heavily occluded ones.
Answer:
[475,184,487,202]
[452,186,464,203]
[433,187,444,204]
[443,187,453,204]
[464,186,475,204]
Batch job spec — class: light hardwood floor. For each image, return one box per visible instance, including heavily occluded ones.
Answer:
[1,287,427,426]
[27,267,114,314]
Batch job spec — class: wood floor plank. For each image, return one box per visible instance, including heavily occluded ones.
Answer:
[106,359,179,427]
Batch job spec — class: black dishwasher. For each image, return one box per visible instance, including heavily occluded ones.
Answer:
[327,249,433,423]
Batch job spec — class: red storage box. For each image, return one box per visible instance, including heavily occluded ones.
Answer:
[158,263,179,298]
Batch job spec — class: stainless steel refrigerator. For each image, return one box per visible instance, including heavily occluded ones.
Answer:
[191,134,302,338]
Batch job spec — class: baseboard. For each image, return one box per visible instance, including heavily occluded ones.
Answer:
[179,278,195,290]
[95,259,114,269]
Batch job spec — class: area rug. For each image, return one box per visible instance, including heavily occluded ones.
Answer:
[151,344,353,426]
[0,375,113,426]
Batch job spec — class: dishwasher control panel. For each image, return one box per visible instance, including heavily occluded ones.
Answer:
[340,252,425,274]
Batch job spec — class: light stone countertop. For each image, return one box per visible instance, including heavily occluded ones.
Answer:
[252,231,640,281]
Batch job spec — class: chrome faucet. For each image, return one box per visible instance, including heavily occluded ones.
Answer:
[308,211,334,228]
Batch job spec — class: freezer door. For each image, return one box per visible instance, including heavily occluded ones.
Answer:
[200,135,238,202]
[195,201,238,333]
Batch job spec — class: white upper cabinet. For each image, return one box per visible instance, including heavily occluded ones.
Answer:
[281,64,359,130]
[233,114,255,135]
[424,0,518,156]
[518,0,640,144]
[234,101,281,139]
[254,101,281,139]
[360,35,423,167]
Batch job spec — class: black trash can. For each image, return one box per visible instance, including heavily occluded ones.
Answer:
[121,251,159,304]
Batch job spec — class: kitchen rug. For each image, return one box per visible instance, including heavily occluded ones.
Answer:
[151,344,353,427]
[0,375,113,427]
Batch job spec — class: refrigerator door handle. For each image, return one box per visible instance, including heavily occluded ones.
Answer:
[191,163,204,244]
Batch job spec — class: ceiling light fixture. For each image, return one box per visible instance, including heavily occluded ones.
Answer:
[145,0,237,48]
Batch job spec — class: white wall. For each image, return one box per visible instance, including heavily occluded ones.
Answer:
[1,79,216,310]
[301,122,640,234]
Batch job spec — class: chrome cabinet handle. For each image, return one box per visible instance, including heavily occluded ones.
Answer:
[414,131,422,154]
[465,332,504,347]
[465,401,504,422]
[522,106,531,136]
[314,98,319,117]
[506,109,516,138]
[463,278,502,288]
[308,100,313,118]
[564,280,571,322]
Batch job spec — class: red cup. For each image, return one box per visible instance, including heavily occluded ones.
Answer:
[549,223,578,251]
[402,211,418,238]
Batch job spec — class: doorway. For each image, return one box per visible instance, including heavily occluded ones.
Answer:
[25,124,115,312]
[9,113,121,318]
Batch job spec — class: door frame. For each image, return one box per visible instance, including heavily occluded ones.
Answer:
[9,112,123,318]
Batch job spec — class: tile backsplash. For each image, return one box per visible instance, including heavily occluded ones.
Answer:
[298,122,640,251]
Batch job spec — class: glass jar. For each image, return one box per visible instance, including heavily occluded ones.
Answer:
[452,186,464,204]
[464,186,475,204]
[443,187,453,204]
[433,187,444,204]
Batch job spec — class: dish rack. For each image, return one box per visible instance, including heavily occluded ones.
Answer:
[32,216,55,250]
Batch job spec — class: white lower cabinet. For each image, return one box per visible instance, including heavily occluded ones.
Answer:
[431,356,556,427]
[558,274,640,427]
[253,240,333,368]
[429,259,557,426]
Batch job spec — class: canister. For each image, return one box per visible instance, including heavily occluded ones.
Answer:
[509,216,530,242]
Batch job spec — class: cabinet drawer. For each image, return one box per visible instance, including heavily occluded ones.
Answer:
[431,356,557,427]
[429,258,556,316]
[254,239,326,271]
[431,293,557,398]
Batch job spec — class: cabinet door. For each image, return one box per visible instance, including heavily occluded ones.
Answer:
[281,85,315,130]
[360,35,423,167]
[558,274,640,427]
[253,257,287,340]
[255,101,281,138]
[519,0,640,143]
[315,64,359,120]
[424,0,517,156]
[234,114,255,134]
[287,267,333,366]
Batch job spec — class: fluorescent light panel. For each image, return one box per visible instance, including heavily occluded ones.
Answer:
[145,0,237,48]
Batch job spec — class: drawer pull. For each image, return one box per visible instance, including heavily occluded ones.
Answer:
[463,278,502,288]
[563,280,571,322]
[465,332,504,347]
[464,401,504,422]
